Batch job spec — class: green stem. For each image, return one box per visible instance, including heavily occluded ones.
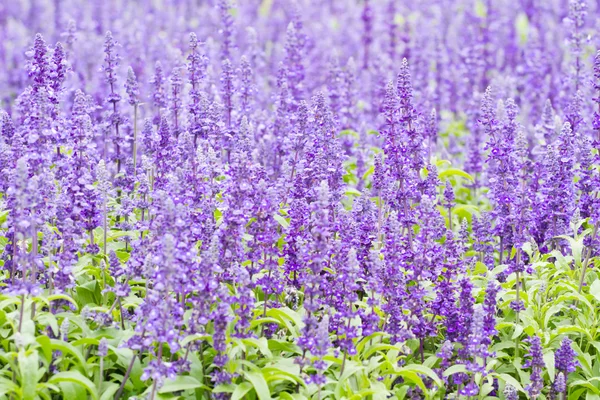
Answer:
[114,353,137,400]
[578,223,598,295]
[149,345,163,400]
[18,295,25,333]
[99,357,104,393]
[133,104,138,177]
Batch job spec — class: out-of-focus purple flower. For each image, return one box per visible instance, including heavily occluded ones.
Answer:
[150,61,167,123]
[503,385,518,400]
[98,338,108,357]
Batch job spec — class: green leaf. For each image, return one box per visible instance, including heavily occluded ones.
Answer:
[48,371,98,400]
[36,335,53,363]
[0,377,18,397]
[401,364,443,389]
[495,373,525,393]
[214,208,223,226]
[47,294,79,310]
[99,382,120,400]
[241,364,271,400]
[544,351,555,382]
[18,349,40,400]
[213,384,236,393]
[262,364,303,386]
[0,210,8,224]
[75,281,101,306]
[557,325,593,341]
[590,280,600,303]
[389,369,427,394]
[36,312,59,338]
[158,376,202,394]
[442,364,468,377]
[273,214,290,229]
[58,382,87,399]
[438,168,474,182]
[50,339,89,374]
[266,307,302,336]
[278,393,308,400]
[232,382,253,400]
[242,337,273,358]
[572,380,600,394]
[345,187,362,197]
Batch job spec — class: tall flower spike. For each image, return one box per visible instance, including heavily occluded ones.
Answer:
[169,67,183,135]
[102,31,120,105]
[565,0,588,93]
[238,55,254,118]
[187,33,208,145]
[397,58,414,112]
[221,59,235,129]
[555,336,578,374]
[554,372,566,395]
[102,31,123,169]
[524,336,545,399]
[48,42,67,111]
[593,50,600,142]
[386,0,397,63]
[125,67,140,107]
[150,61,167,123]
[29,33,49,93]
[284,21,305,105]
[1,111,15,144]
[361,0,373,69]
[218,0,235,61]
[536,99,556,145]
[426,108,438,159]
[62,19,77,51]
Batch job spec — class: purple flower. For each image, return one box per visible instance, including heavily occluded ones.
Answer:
[524,336,545,399]
[554,372,566,394]
[98,338,108,357]
[125,66,139,107]
[555,337,578,374]
[503,384,518,400]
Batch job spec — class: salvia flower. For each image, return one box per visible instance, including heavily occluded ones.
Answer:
[524,335,545,399]
[555,336,578,374]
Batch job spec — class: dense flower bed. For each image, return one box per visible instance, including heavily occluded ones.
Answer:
[0,0,599,399]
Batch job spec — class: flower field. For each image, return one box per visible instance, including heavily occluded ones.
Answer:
[1,0,600,399]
